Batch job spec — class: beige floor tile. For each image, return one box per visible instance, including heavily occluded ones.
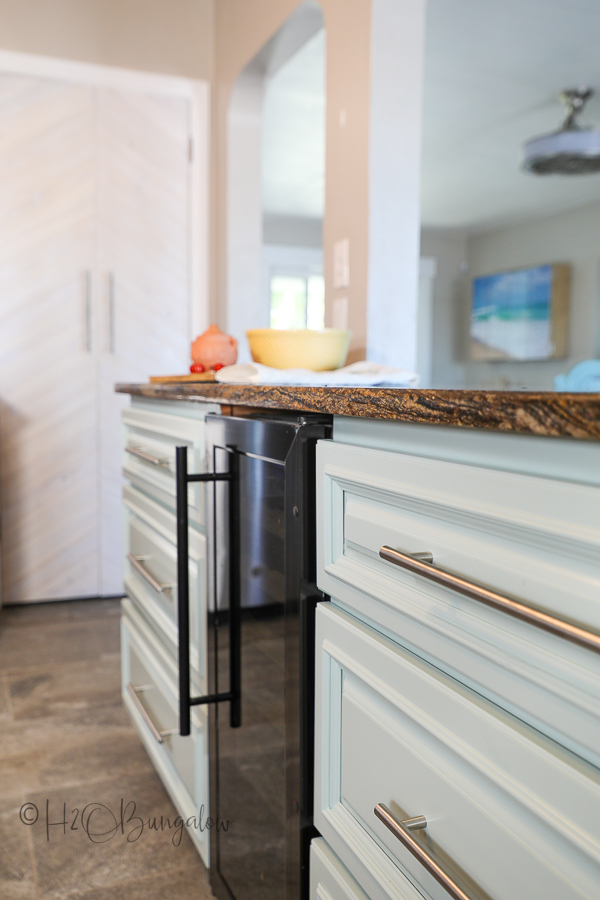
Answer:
[7,658,124,725]
[27,772,207,899]
[0,598,213,900]
[0,719,155,801]
[0,600,121,632]
[0,798,39,899]
[0,619,120,675]
[64,866,212,900]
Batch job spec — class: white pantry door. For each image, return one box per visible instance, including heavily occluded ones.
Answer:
[0,75,99,603]
[96,87,191,595]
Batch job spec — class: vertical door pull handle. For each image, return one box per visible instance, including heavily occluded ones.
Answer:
[108,272,116,354]
[84,270,92,352]
[175,446,240,737]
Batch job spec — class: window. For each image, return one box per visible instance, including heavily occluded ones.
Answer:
[270,274,325,329]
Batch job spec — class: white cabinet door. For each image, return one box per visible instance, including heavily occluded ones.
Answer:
[0,75,99,603]
[96,86,192,595]
[315,602,600,900]
[0,72,201,604]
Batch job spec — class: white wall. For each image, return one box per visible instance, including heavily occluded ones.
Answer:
[263,214,322,247]
[367,0,426,369]
[226,68,265,360]
[215,0,426,367]
[422,202,600,390]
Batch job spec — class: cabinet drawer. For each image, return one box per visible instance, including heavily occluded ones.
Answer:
[315,603,600,900]
[124,484,206,682]
[317,439,600,768]
[310,838,399,900]
[121,600,208,862]
[123,406,208,527]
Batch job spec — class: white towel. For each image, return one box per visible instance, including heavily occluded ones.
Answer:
[215,360,420,387]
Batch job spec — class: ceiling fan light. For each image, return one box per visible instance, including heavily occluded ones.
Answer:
[522,86,600,175]
[523,128,600,174]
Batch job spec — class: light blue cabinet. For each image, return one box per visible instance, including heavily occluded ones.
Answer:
[313,419,600,900]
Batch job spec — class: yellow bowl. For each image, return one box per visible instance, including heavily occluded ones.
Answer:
[246,328,352,371]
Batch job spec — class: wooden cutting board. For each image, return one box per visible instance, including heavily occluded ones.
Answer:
[149,372,218,383]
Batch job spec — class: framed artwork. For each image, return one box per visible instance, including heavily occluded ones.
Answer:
[470,263,570,361]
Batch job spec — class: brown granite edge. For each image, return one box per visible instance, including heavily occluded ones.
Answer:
[115,383,600,440]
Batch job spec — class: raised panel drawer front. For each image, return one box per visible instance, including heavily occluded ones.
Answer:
[316,439,600,769]
[121,600,208,862]
[310,838,410,900]
[123,484,206,684]
[122,406,208,527]
[314,603,600,900]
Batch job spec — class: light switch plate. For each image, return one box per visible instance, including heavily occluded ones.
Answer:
[333,239,350,289]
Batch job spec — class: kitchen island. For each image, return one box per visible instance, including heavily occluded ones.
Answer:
[116,384,600,900]
[117,383,600,439]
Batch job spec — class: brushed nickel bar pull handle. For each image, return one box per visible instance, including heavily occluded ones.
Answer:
[374,804,472,900]
[84,270,92,353]
[108,272,116,354]
[127,554,172,596]
[127,683,175,744]
[125,446,170,467]
[379,545,600,654]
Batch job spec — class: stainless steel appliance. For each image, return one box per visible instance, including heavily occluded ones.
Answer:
[175,412,331,900]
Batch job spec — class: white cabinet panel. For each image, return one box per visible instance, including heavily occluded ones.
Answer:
[314,602,600,900]
[97,87,192,595]
[121,598,208,863]
[0,70,204,603]
[310,839,394,900]
[318,440,600,630]
[317,438,600,769]
[0,75,99,602]
[123,483,206,686]
[122,405,209,527]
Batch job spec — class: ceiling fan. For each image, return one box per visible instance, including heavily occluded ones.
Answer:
[523,87,600,174]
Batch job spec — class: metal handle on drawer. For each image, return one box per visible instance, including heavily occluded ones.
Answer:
[84,270,92,352]
[374,804,472,900]
[379,545,600,654]
[125,446,170,467]
[176,445,240,737]
[127,554,172,596]
[127,683,176,744]
[108,272,116,354]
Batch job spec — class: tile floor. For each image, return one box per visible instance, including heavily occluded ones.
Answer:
[0,598,213,900]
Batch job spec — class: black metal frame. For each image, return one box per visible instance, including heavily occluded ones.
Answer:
[175,445,241,737]
[204,412,332,900]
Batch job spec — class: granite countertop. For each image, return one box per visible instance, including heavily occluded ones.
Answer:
[116,382,600,440]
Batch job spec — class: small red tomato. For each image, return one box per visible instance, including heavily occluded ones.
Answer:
[190,363,204,373]
[213,363,224,372]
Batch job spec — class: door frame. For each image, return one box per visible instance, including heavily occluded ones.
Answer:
[0,48,209,340]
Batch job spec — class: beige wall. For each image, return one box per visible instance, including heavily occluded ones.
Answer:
[465,203,600,390]
[422,202,600,390]
[213,0,371,360]
[0,0,213,79]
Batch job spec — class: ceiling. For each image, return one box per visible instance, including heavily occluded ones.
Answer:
[261,28,325,220]
[422,0,600,231]
[260,0,600,233]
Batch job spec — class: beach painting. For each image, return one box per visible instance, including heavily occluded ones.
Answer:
[470,264,569,361]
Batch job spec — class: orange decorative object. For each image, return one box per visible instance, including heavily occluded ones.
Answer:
[191,325,237,370]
